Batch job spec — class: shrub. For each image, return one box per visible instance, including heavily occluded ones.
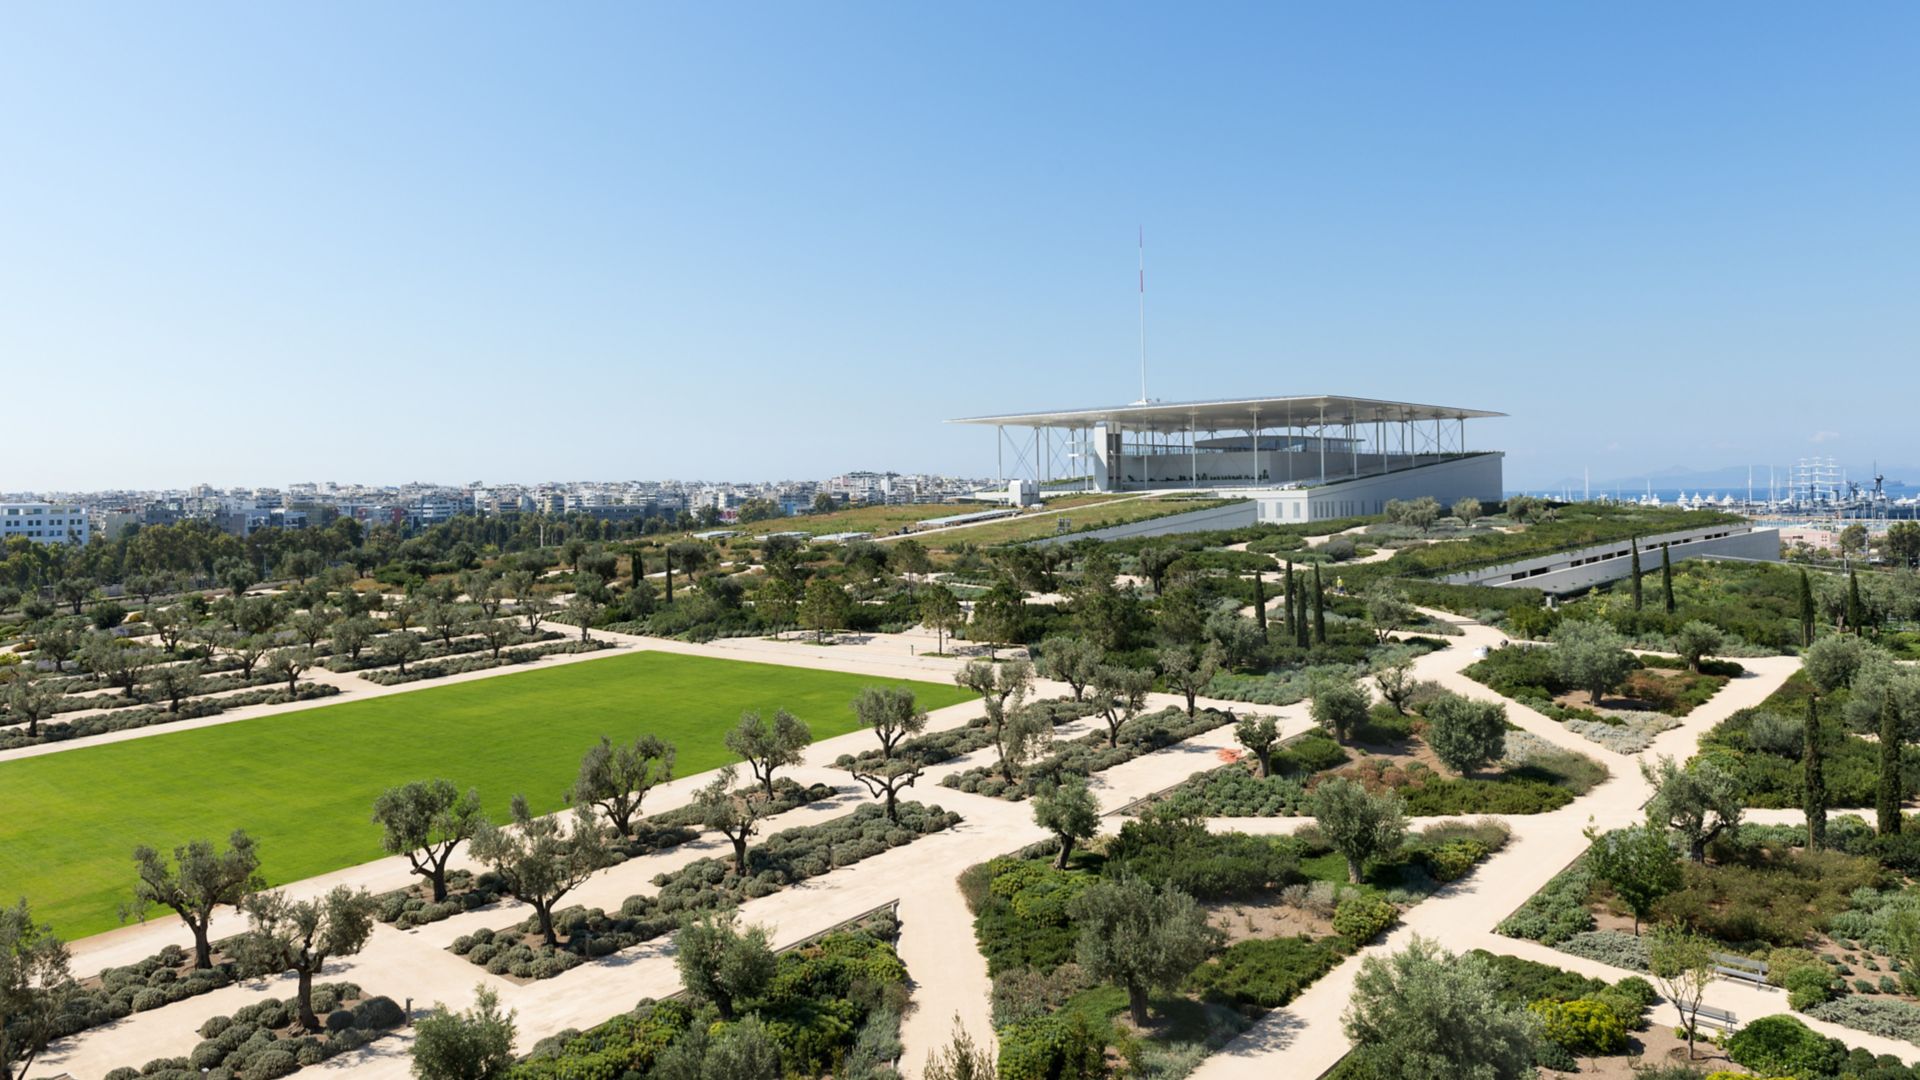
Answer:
[1496,862,1595,945]
[1784,966,1837,1012]
[996,1011,1106,1080]
[1332,895,1397,944]
[1803,996,1920,1042]
[1554,930,1649,972]
[1726,1014,1848,1079]
[1186,935,1349,1009]
[1530,997,1627,1055]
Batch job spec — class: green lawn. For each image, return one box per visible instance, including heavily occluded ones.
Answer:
[0,651,975,939]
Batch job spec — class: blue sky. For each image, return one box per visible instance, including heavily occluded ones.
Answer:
[4,3,1916,491]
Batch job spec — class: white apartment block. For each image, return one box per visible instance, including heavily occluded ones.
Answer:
[0,503,91,545]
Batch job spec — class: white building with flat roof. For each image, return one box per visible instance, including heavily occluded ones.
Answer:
[950,393,1505,523]
[0,503,90,545]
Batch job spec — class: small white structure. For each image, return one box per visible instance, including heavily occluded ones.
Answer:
[0,503,90,545]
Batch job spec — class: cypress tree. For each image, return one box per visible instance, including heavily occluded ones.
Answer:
[1284,561,1297,642]
[1848,571,1865,635]
[1880,692,1903,836]
[1252,569,1268,641]
[1805,695,1826,851]
[1661,543,1675,615]
[1312,564,1327,646]
[1799,569,1816,647]
[630,546,643,589]
[1629,538,1643,611]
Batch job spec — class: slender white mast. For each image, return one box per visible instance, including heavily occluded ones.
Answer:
[1136,226,1148,404]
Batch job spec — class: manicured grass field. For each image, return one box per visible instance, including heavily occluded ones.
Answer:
[0,651,975,939]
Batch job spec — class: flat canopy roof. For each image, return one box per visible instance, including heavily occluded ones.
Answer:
[948,394,1504,434]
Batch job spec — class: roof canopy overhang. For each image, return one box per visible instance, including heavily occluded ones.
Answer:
[948,395,1504,435]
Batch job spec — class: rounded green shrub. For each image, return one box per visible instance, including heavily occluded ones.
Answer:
[1332,895,1397,944]
[1530,997,1627,1054]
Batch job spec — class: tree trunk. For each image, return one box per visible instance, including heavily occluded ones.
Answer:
[536,902,558,947]
[732,834,748,876]
[296,966,318,1031]
[1688,838,1707,863]
[1126,982,1150,1028]
[429,861,449,903]
[1055,836,1074,870]
[191,921,213,970]
[1184,689,1197,717]
[1347,856,1363,884]
[884,785,900,823]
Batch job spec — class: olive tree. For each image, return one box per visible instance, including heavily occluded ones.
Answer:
[1069,875,1217,1027]
[1090,664,1153,748]
[1343,936,1537,1080]
[264,646,313,695]
[673,911,776,1021]
[1551,618,1636,706]
[1157,642,1223,717]
[725,709,812,798]
[128,830,262,969]
[1036,636,1101,701]
[1364,582,1414,643]
[0,900,73,1080]
[569,734,675,839]
[1671,621,1724,674]
[1374,658,1418,715]
[2,677,58,739]
[848,686,928,821]
[1642,754,1743,862]
[469,796,610,947]
[236,886,377,1031]
[1311,676,1370,744]
[919,587,964,654]
[1423,693,1507,778]
[1310,776,1406,883]
[1648,928,1716,1059]
[1234,713,1280,777]
[371,780,486,902]
[1032,776,1100,869]
[957,659,1035,781]
[693,766,762,875]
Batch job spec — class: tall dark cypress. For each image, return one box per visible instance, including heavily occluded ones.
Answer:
[1799,569,1816,647]
[1848,571,1865,635]
[1252,569,1269,641]
[1629,538,1643,611]
[663,550,674,603]
[1879,694,1903,837]
[1805,695,1826,851]
[630,546,643,589]
[1312,564,1327,646]
[1284,561,1297,642]
[1661,544,1675,615]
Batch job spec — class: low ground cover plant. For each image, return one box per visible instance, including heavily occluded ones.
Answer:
[103,983,404,1080]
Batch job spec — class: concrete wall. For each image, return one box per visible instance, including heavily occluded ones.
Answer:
[1255,454,1505,524]
[1028,500,1257,546]
[1446,524,1782,596]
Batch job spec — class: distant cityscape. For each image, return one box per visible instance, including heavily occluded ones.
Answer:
[0,470,997,546]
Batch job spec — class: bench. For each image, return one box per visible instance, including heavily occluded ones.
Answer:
[1712,952,1769,986]
[1692,1004,1739,1032]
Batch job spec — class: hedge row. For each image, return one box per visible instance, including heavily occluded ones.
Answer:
[0,683,341,751]
[451,802,960,980]
[942,706,1235,801]
[103,984,404,1080]
[359,639,610,685]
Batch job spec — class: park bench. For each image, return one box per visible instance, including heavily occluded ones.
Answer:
[1692,1004,1739,1032]
[1712,952,1769,986]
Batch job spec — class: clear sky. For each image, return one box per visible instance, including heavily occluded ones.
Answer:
[4,3,1916,491]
